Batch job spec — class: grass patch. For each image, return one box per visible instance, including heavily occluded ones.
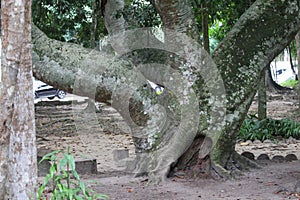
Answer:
[280,79,299,89]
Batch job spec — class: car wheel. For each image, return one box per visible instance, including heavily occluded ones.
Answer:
[34,92,39,99]
[57,90,66,99]
[48,96,55,100]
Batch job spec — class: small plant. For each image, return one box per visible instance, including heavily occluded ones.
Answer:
[238,115,300,142]
[37,148,108,200]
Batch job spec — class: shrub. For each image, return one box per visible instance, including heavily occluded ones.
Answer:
[238,115,300,142]
[37,148,109,200]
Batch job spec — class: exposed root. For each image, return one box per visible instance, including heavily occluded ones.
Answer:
[231,151,260,170]
[128,148,261,183]
[211,151,261,179]
[211,162,232,180]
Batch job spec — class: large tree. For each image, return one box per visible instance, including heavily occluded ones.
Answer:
[31,0,300,182]
[0,0,37,198]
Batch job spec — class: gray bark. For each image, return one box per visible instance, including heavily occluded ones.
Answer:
[152,0,198,40]
[32,23,222,184]
[0,0,37,198]
[296,32,300,109]
[211,0,300,168]
[31,0,300,180]
[258,69,267,120]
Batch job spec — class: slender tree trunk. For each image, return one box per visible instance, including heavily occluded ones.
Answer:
[201,0,210,54]
[288,44,297,78]
[0,0,37,198]
[296,32,300,109]
[90,0,97,48]
[258,69,267,120]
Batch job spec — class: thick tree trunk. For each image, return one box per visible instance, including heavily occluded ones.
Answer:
[152,0,198,39]
[32,0,300,181]
[151,0,300,176]
[33,24,213,182]
[211,0,300,173]
[0,0,37,198]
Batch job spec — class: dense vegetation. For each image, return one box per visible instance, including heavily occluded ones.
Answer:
[238,115,300,142]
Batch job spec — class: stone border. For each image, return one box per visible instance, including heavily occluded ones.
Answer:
[241,151,298,163]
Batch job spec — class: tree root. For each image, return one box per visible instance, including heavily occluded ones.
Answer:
[231,151,260,170]
[211,151,261,180]
[127,149,261,184]
[211,162,232,180]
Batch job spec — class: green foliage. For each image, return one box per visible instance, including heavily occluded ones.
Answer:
[280,79,299,89]
[192,0,253,50]
[32,0,106,47]
[123,0,161,29]
[37,148,108,200]
[32,0,162,47]
[238,115,300,142]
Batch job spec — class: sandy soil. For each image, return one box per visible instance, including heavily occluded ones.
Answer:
[35,91,300,199]
[84,161,300,200]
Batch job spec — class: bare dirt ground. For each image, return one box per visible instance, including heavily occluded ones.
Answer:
[35,91,300,200]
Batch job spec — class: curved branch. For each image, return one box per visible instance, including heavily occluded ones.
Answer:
[31,0,300,180]
[32,24,210,182]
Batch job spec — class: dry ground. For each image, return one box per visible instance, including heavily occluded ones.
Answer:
[36,91,300,200]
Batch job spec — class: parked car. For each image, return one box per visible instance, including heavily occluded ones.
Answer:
[34,79,66,100]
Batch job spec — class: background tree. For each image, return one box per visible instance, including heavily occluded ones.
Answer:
[296,32,300,110]
[0,0,37,198]
[258,68,267,120]
[191,0,253,53]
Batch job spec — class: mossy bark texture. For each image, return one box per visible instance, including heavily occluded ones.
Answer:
[32,0,300,180]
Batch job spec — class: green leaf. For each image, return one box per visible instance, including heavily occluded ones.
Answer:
[66,188,74,200]
[79,181,87,195]
[72,170,80,180]
[49,164,57,178]
[68,154,76,171]
[37,184,46,199]
[60,153,69,169]
[93,194,110,199]
[75,195,84,200]
[39,150,61,163]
